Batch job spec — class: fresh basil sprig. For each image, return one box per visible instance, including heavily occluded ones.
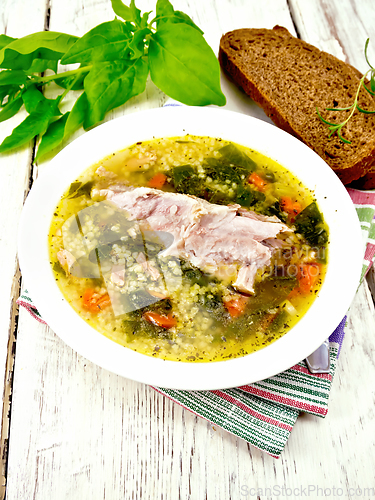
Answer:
[0,0,226,160]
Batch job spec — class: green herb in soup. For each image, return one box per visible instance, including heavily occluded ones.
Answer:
[49,136,328,362]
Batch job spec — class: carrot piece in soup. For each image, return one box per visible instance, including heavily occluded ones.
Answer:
[143,311,177,329]
[82,288,111,313]
[248,172,268,192]
[280,196,302,222]
[224,295,249,318]
[289,263,321,297]
[298,263,321,294]
[148,172,167,189]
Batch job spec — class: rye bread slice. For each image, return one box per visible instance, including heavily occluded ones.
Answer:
[219,26,375,185]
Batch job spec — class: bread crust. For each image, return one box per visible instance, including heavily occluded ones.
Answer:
[219,27,375,185]
[349,171,375,189]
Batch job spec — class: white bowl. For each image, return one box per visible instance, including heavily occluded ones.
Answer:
[18,106,363,390]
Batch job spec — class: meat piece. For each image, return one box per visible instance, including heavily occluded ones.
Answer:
[182,224,271,269]
[57,249,76,274]
[102,186,210,234]
[136,252,161,281]
[111,265,125,287]
[262,237,285,250]
[237,207,281,223]
[232,264,259,294]
[101,185,291,293]
[96,166,117,179]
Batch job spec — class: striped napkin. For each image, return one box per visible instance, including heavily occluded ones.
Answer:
[17,189,375,458]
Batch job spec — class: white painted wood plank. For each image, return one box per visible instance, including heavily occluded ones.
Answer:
[4,0,375,499]
[0,0,48,388]
[0,0,51,495]
[289,0,375,68]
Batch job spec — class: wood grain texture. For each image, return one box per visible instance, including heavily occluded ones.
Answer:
[289,0,375,67]
[0,0,49,496]
[1,0,375,499]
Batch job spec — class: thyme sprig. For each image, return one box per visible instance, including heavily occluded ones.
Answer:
[317,39,375,144]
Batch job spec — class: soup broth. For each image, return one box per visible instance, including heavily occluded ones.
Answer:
[49,136,328,362]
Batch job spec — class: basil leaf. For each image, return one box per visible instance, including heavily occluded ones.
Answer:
[83,61,128,128]
[1,84,21,105]
[35,94,88,160]
[155,0,174,23]
[0,85,13,104]
[0,2,226,159]
[130,0,142,27]
[55,71,87,91]
[0,35,17,50]
[140,11,151,28]
[155,0,202,33]
[149,23,226,106]
[0,98,61,153]
[0,70,28,86]
[84,56,148,129]
[0,32,79,70]
[172,11,203,33]
[22,85,46,114]
[65,93,88,136]
[0,95,23,123]
[128,27,151,59]
[111,57,148,109]
[27,58,58,74]
[61,20,132,65]
[35,112,70,161]
[111,0,141,26]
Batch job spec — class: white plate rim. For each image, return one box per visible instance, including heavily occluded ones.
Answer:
[18,106,363,390]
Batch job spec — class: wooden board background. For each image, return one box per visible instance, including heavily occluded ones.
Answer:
[0,0,374,498]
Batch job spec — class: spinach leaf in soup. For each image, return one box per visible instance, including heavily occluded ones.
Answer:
[171,164,201,196]
[218,143,257,174]
[123,317,173,342]
[67,181,94,199]
[170,144,262,208]
[263,200,288,223]
[180,260,219,288]
[235,185,254,207]
[294,202,328,246]
[246,277,297,313]
[205,157,242,185]
[268,309,288,334]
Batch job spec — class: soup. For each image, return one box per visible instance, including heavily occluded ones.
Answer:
[49,136,328,362]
